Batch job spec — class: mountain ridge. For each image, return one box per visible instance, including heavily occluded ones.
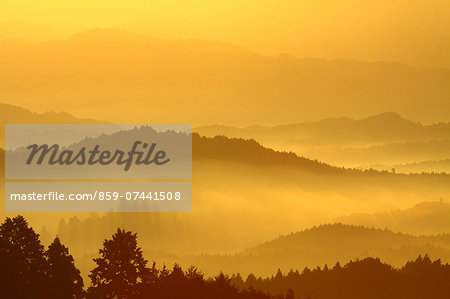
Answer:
[0,103,106,124]
[1,28,449,124]
[196,112,449,140]
[130,223,450,277]
[336,201,450,235]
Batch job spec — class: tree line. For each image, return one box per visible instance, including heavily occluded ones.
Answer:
[231,255,450,299]
[1,215,450,299]
[0,216,288,299]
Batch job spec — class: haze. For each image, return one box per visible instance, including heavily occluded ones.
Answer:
[1,0,449,68]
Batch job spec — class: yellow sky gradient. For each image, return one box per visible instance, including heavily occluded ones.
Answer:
[1,0,449,68]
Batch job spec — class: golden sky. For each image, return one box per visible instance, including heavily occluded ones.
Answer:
[1,0,449,68]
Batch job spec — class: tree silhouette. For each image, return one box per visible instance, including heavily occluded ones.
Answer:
[212,272,237,299]
[88,228,148,299]
[185,265,206,296]
[285,288,295,299]
[3,215,450,299]
[46,237,84,299]
[162,263,188,297]
[0,215,48,299]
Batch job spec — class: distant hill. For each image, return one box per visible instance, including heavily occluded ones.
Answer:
[144,223,450,277]
[196,112,450,147]
[1,28,449,124]
[192,134,341,174]
[196,113,450,170]
[328,139,450,168]
[0,103,106,148]
[336,201,450,235]
[192,133,447,191]
[247,223,450,254]
[4,126,450,184]
[0,103,104,124]
[366,159,450,174]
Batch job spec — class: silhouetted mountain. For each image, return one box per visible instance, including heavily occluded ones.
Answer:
[135,224,450,278]
[336,201,450,235]
[1,28,449,124]
[366,158,450,174]
[196,113,450,170]
[328,139,450,168]
[247,223,450,254]
[0,103,104,124]
[0,103,106,148]
[196,112,450,147]
[192,134,340,174]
